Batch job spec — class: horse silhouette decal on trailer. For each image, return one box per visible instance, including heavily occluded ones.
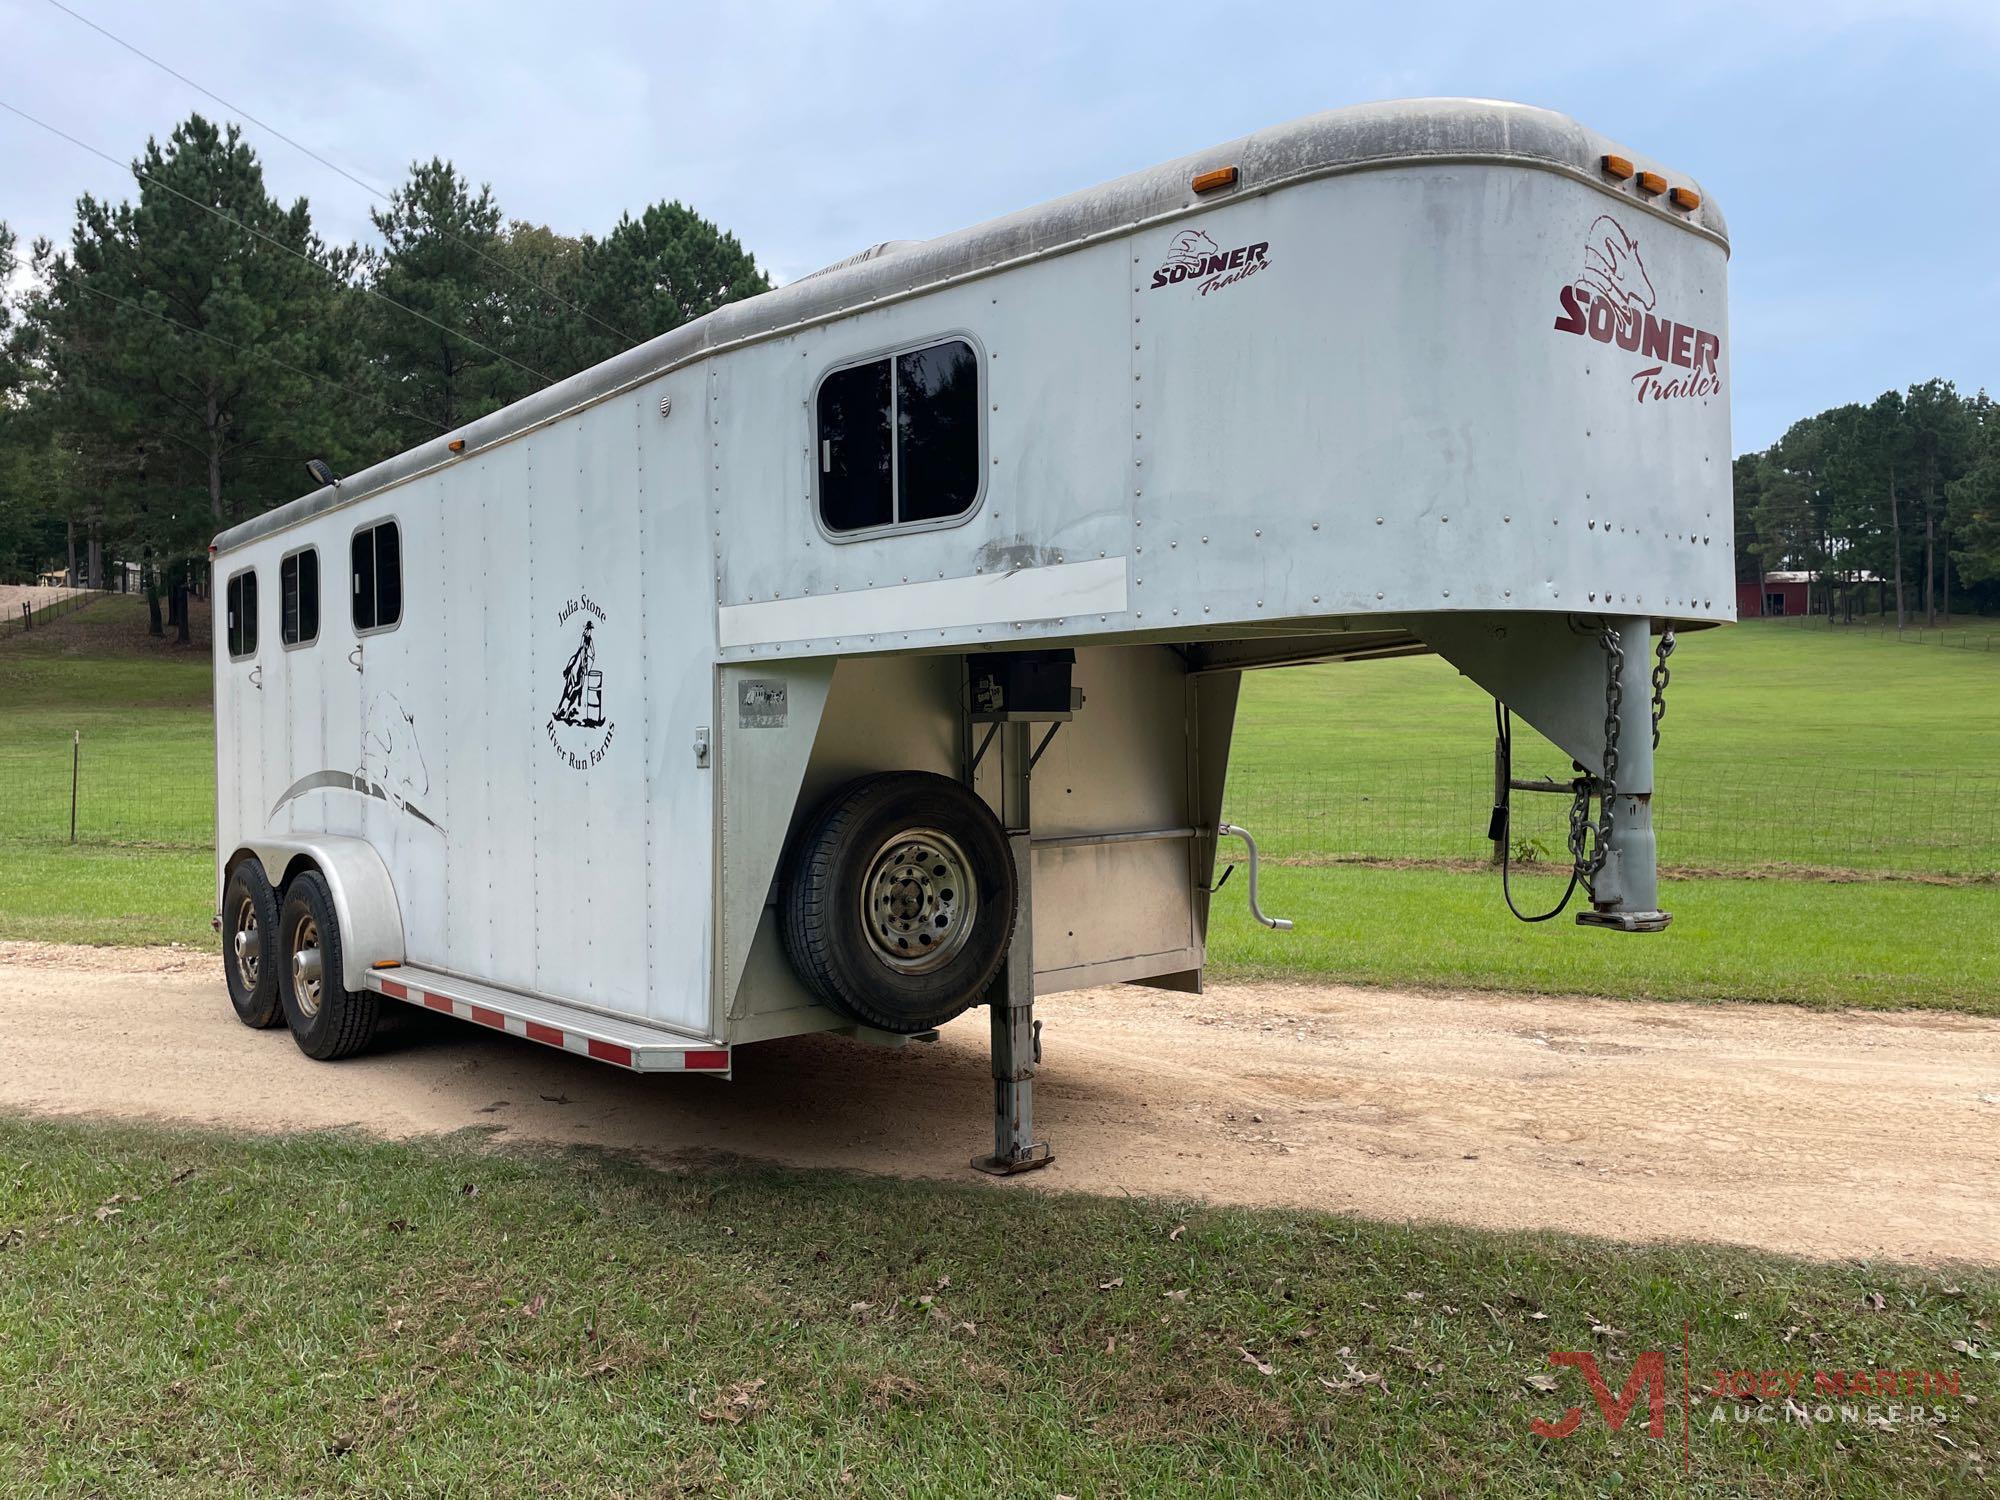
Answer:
[552,619,605,728]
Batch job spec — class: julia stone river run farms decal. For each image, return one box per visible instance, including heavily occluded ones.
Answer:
[1553,213,1722,404]
[547,594,615,770]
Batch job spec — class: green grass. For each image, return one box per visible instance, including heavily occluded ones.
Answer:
[1228,617,2000,873]
[0,844,213,947]
[1231,615,2000,785]
[0,595,213,846]
[0,1117,1991,1498]
[1206,865,2000,1012]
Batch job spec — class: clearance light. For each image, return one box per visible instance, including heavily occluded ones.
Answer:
[447,438,466,453]
[1191,165,1239,194]
[1636,170,1667,196]
[372,959,402,969]
[1600,154,1635,181]
[1669,186,1701,211]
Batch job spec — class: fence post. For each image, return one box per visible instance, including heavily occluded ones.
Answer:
[70,730,80,844]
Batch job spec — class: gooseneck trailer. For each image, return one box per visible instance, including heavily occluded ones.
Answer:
[210,98,1731,1171]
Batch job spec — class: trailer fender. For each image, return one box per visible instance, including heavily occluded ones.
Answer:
[230,836,405,993]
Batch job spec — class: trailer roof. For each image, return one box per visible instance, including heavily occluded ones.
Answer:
[215,97,1727,555]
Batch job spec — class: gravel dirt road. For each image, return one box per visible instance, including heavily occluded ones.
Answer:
[4,942,1995,1265]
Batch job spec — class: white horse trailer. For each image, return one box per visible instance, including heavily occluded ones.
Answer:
[210,98,1731,1172]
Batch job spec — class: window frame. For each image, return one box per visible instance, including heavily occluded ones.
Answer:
[811,331,988,544]
[225,567,259,662]
[280,544,321,650]
[349,516,404,638]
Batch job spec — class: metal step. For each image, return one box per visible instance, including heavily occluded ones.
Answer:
[366,966,729,1075]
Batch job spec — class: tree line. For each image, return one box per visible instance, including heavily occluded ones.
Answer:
[1733,380,2000,624]
[0,113,769,635]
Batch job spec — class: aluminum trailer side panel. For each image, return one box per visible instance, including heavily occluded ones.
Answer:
[216,380,720,1037]
[705,160,1729,660]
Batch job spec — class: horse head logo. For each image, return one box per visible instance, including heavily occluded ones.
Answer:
[1161,228,1220,275]
[1576,215,1655,315]
[359,690,430,812]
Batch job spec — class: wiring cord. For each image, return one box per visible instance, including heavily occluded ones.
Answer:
[38,0,637,347]
[0,97,553,387]
[1492,700,1584,923]
[66,278,448,435]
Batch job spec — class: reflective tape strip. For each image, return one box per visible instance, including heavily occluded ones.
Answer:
[375,982,726,1073]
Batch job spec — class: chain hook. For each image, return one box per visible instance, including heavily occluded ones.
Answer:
[1650,629,1676,750]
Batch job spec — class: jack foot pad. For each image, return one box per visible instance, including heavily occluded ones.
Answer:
[971,1143,1054,1176]
[1576,909,1672,933]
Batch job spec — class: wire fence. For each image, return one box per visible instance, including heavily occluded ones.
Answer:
[0,732,213,849]
[1758,613,2000,652]
[2,730,1995,877]
[2,590,99,637]
[1225,759,2000,875]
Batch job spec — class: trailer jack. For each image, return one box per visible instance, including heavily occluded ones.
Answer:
[972,826,1054,1176]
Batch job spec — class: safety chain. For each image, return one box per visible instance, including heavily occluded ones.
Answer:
[1563,625,1625,894]
[1650,629,1676,749]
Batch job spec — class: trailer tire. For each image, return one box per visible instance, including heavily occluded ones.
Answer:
[221,861,283,1029]
[276,870,380,1061]
[781,772,1016,1034]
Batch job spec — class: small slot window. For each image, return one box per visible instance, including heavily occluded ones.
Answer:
[351,520,402,633]
[281,548,319,647]
[817,338,980,535]
[226,569,258,660]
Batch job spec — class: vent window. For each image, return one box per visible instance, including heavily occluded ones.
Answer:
[351,520,402,633]
[281,548,319,647]
[225,569,257,660]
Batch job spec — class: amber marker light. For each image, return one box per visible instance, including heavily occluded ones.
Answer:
[1669,186,1701,211]
[447,438,466,453]
[1636,170,1667,195]
[1600,154,1636,181]
[1191,165,1239,194]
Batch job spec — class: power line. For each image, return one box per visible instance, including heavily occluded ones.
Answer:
[66,276,447,436]
[0,97,552,387]
[39,0,637,347]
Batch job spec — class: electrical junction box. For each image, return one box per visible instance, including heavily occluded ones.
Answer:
[968,650,1080,722]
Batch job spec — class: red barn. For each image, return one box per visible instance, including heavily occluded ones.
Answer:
[1736,571,1812,618]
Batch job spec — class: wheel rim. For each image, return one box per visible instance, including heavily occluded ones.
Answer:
[860,827,978,975]
[231,895,260,991]
[290,915,324,1019]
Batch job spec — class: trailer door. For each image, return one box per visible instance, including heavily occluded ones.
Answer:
[349,514,446,966]
[220,563,265,845]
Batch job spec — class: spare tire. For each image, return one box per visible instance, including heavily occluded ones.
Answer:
[780,772,1017,1034]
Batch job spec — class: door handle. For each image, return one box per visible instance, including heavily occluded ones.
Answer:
[249,665,263,691]
[348,645,363,673]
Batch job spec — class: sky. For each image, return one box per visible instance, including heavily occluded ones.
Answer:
[2,0,1995,454]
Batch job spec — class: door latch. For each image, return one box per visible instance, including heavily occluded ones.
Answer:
[692,726,710,768]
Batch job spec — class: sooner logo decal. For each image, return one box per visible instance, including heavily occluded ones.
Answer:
[1148,227,1270,296]
[1552,214,1722,404]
